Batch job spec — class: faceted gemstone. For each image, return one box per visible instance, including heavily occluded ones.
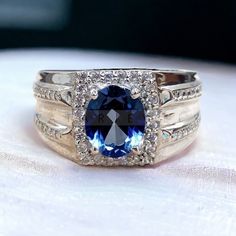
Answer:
[85,85,145,158]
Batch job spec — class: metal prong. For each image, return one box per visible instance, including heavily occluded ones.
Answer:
[90,88,98,100]
[131,87,141,99]
[131,147,141,155]
[89,146,99,155]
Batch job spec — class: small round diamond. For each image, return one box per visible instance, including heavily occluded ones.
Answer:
[117,70,127,79]
[146,131,158,143]
[89,71,100,81]
[147,95,159,106]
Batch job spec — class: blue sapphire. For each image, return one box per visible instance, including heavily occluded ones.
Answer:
[85,85,145,158]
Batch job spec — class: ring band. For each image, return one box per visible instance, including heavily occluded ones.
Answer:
[33,69,202,166]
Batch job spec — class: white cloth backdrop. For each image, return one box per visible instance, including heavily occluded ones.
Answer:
[0,49,235,236]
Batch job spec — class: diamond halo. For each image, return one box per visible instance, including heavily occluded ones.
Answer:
[72,69,160,166]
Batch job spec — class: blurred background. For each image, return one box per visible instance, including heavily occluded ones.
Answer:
[0,0,235,63]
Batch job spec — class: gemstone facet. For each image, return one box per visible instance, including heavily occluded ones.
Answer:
[85,85,145,158]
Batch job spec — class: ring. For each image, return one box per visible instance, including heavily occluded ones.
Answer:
[34,69,202,166]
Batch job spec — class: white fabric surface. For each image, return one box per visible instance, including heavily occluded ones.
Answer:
[0,49,236,236]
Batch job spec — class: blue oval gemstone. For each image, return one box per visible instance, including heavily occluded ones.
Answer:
[85,85,145,158]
